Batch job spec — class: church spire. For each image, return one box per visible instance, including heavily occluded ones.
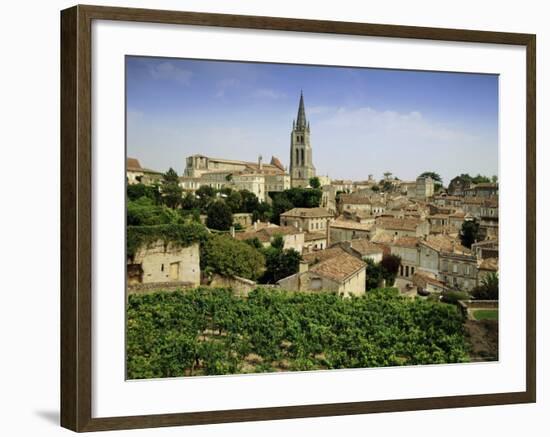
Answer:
[296,90,307,129]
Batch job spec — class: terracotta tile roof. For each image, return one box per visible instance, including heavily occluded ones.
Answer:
[281,207,333,218]
[330,219,374,231]
[349,239,384,255]
[309,251,366,283]
[127,157,142,170]
[235,225,302,243]
[390,236,420,249]
[370,231,395,244]
[375,217,422,231]
[421,234,470,255]
[479,257,498,271]
[270,156,285,171]
[340,195,372,205]
[302,246,348,265]
[412,271,447,288]
[304,232,326,242]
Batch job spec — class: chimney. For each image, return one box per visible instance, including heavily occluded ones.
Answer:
[258,155,263,171]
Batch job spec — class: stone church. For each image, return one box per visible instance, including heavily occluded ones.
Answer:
[290,91,316,188]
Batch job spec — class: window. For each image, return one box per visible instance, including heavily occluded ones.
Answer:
[161,264,164,272]
[453,264,458,273]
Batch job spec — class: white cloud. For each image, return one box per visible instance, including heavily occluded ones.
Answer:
[148,62,193,84]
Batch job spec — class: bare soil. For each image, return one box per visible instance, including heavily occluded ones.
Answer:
[464,319,499,362]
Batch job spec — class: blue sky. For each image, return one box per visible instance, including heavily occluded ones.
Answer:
[126,56,498,184]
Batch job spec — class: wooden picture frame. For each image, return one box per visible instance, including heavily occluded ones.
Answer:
[60,4,536,432]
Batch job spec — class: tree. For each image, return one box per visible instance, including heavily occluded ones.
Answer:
[196,185,217,212]
[365,259,384,291]
[201,234,265,280]
[252,202,272,223]
[460,219,480,248]
[491,175,498,183]
[161,168,183,209]
[225,190,243,213]
[309,177,321,189]
[259,235,301,283]
[240,190,260,213]
[181,192,198,210]
[371,185,380,192]
[472,273,498,300]
[419,171,442,183]
[127,197,181,226]
[206,200,233,231]
[380,254,401,286]
[383,171,392,179]
[127,183,161,204]
[271,194,294,225]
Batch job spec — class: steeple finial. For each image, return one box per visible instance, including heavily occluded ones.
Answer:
[296,91,307,129]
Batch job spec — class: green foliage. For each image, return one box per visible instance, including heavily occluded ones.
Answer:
[309,176,321,189]
[441,290,471,304]
[127,222,208,259]
[371,185,380,192]
[471,273,499,300]
[127,197,182,226]
[201,234,265,280]
[260,244,301,284]
[419,171,442,182]
[365,259,384,290]
[459,173,492,184]
[126,288,470,379]
[127,183,161,204]
[460,219,480,248]
[206,200,233,231]
[472,309,498,321]
[181,192,198,210]
[161,168,183,209]
[270,187,322,224]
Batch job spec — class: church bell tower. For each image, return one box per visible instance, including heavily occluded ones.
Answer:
[289,91,316,188]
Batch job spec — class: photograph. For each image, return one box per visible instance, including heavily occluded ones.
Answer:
[125,56,500,380]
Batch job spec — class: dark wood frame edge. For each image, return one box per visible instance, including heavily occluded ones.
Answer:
[60,4,536,432]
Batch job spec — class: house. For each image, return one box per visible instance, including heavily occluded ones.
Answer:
[374,216,430,238]
[280,207,333,233]
[303,232,328,252]
[464,183,498,198]
[339,194,373,215]
[427,214,450,235]
[448,175,473,196]
[331,239,385,263]
[439,251,478,291]
[414,175,435,200]
[477,257,499,284]
[388,236,420,279]
[278,251,366,297]
[449,210,471,233]
[412,271,448,294]
[234,225,305,253]
[329,218,374,243]
[471,239,499,260]
[127,240,200,287]
[126,157,162,186]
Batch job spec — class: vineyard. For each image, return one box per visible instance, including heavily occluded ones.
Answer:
[126,288,469,379]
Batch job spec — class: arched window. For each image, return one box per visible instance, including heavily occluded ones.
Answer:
[301,149,305,165]
[296,148,299,165]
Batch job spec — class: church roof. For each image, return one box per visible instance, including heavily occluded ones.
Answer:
[295,91,307,129]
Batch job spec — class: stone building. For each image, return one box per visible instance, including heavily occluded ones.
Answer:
[289,92,316,188]
[414,175,435,200]
[234,225,305,253]
[277,251,366,297]
[389,236,420,279]
[464,183,499,198]
[448,175,473,196]
[329,218,374,243]
[180,154,290,202]
[374,217,430,238]
[127,240,200,287]
[126,157,162,186]
[280,207,333,233]
[440,251,478,291]
[303,232,328,252]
